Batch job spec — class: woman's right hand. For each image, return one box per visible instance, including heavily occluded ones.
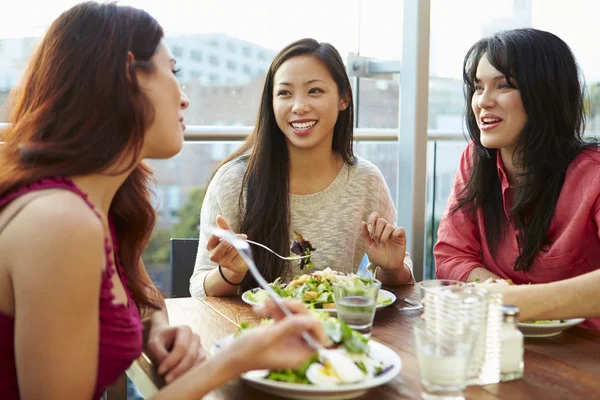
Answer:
[206,215,248,274]
[227,300,328,373]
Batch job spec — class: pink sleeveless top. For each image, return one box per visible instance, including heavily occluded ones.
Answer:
[0,177,144,399]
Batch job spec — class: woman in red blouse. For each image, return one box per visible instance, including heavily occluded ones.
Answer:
[434,28,599,331]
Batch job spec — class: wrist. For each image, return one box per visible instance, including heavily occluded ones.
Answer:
[375,262,412,285]
[219,265,246,286]
[220,342,249,376]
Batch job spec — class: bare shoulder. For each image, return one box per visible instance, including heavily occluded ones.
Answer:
[9,190,103,237]
[2,190,105,278]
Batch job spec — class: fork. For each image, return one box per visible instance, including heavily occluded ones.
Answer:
[207,227,365,383]
[246,239,311,261]
[201,224,310,261]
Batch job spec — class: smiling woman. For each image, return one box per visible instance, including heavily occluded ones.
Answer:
[190,38,414,299]
[434,28,600,332]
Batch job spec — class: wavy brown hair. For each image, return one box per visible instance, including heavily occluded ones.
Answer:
[0,1,163,311]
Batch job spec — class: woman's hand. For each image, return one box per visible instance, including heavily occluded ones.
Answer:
[361,212,407,271]
[227,300,328,373]
[146,324,206,384]
[206,215,248,274]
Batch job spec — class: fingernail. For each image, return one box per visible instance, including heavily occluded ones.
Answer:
[165,374,172,383]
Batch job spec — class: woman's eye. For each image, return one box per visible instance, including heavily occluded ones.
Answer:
[172,68,181,76]
[309,88,324,94]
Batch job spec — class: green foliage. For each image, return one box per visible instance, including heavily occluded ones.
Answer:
[142,187,205,266]
[586,82,600,118]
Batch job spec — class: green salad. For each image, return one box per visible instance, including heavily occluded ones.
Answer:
[244,268,392,309]
[236,315,389,385]
[522,320,566,325]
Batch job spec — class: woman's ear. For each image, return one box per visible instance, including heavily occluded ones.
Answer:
[125,51,135,82]
[339,92,351,111]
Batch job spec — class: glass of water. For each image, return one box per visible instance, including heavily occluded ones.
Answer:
[414,321,478,400]
[332,279,381,337]
[418,280,465,302]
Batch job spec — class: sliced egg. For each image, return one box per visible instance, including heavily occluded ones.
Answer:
[306,362,343,386]
[319,349,366,383]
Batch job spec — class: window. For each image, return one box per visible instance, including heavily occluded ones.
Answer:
[242,46,251,57]
[243,65,252,75]
[190,50,202,62]
[227,42,236,53]
[209,55,219,67]
[172,44,184,58]
[226,60,236,71]
[166,185,181,218]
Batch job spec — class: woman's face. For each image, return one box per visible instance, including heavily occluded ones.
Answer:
[138,41,190,160]
[471,54,527,153]
[272,55,349,153]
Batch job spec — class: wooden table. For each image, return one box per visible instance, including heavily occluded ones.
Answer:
[127,285,600,399]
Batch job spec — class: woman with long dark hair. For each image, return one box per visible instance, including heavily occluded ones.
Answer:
[434,28,600,331]
[0,2,326,398]
[191,38,414,298]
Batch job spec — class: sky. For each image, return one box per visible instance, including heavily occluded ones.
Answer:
[1,0,599,81]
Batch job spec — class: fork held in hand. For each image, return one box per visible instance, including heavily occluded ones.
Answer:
[246,240,310,261]
[207,227,322,350]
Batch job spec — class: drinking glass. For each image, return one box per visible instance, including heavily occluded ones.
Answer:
[414,321,478,400]
[332,280,381,337]
[418,279,465,302]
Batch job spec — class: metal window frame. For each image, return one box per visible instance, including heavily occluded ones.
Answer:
[397,0,431,281]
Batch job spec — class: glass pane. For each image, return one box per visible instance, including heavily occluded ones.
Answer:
[429,0,516,135]
[0,0,362,123]
[354,0,403,129]
[423,140,467,280]
[143,142,242,294]
[357,78,399,129]
[528,0,600,134]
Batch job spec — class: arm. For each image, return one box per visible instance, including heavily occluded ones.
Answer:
[189,167,246,298]
[363,174,413,285]
[7,195,105,399]
[503,199,600,320]
[149,300,327,400]
[434,144,500,282]
[139,262,206,384]
[499,270,600,321]
[199,216,247,297]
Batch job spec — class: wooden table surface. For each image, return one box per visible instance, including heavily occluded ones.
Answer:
[127,284,600,399]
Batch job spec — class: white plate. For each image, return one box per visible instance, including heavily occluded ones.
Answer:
[517,318,585,338]
[212,335,402,400]
[241,289,397,314]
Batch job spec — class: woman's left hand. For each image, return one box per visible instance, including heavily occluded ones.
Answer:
[361,212,407,271]
[145,324,206,384]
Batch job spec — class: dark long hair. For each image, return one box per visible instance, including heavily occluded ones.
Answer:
[212,38,355,290]
[0,1,163,311]
[454,28,594,271]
